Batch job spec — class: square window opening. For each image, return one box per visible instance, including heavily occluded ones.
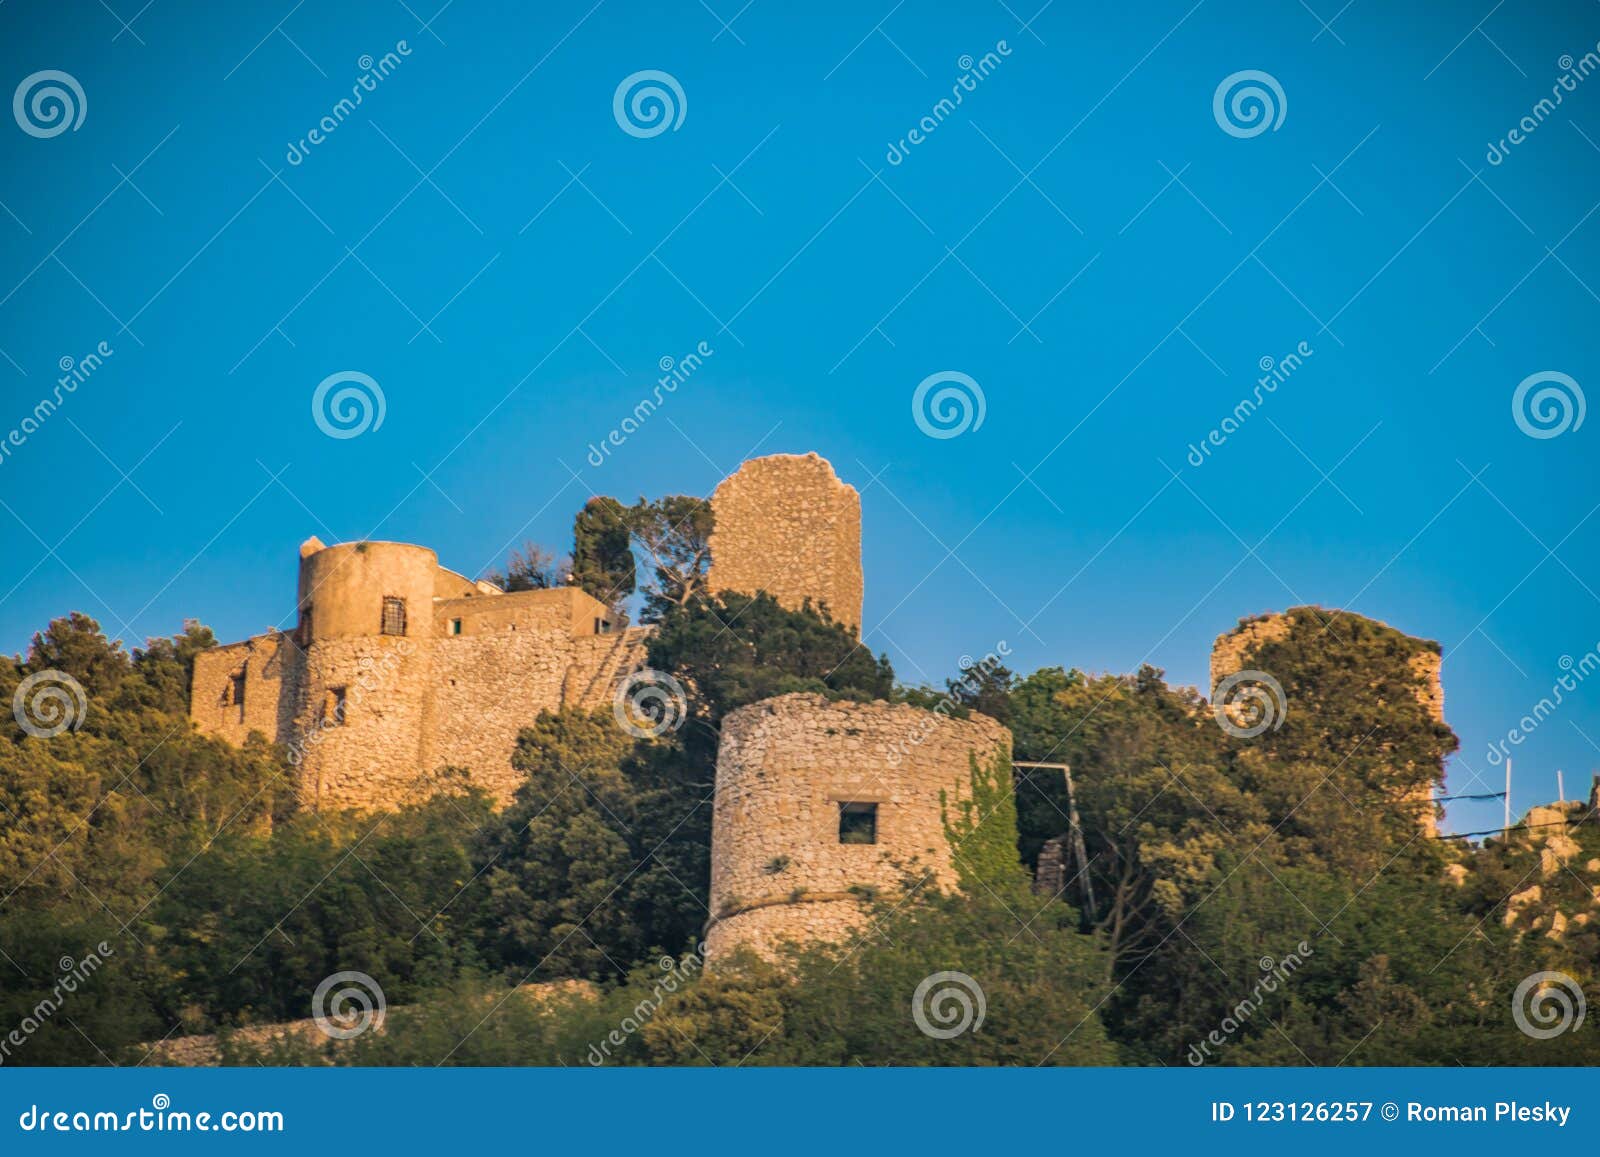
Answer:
[323,687,347,727]
[449,618,463,636]
[838,802,878,845]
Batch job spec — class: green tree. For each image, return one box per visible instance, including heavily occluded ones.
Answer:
[571,497,636,614]
[625,495,714,622]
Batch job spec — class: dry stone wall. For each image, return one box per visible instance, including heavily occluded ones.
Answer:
[706,693,1012,962]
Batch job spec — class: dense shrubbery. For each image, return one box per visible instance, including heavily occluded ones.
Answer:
[1,601,1596,1066]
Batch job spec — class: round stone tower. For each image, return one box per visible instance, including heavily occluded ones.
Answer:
[705,692,1012,962]
[292,539,438,810]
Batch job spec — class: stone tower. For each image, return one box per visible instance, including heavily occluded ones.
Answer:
[1209,608,1446,834]
[705,692,1012,962]
[1209,609,1445,726]
[191,535,647,811]
[292,539,440,810]
[706,452,863,633]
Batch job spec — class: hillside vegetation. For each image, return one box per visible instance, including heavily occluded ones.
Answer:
[1,602,1595,1066]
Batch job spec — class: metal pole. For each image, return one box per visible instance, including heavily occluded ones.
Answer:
[1504,758,1512,839]
[1558,768,1565,805]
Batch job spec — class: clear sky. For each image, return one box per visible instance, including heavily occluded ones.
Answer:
[1,0,1596,837]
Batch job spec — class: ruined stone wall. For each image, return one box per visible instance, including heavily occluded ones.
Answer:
[1209,609,1447,835]
[1210,609,1445,723]
[190,632,291,745]
[706,693,1012,962]
[706,453,864,632]
[1209,613,1293,698]
[291,635,432,812]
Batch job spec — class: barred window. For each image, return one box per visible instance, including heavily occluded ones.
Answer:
[380,597,407,636]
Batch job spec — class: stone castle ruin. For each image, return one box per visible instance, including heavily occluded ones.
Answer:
[192,537,651,809]
[190,453,864,812]
[192,451,1460,962]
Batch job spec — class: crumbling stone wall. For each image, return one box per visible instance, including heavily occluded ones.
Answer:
[1210,610,1445,723]
[706,693,1012,962]
[1209,613,1293,699]
[1209,609,1448,835]
[191,632,290,745]
[706,453,863,632]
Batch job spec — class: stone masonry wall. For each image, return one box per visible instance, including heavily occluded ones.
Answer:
[191,553,651,810]
[706,453,864,632]
[190,632,291,745]
[292,635,432,812]
[706,693,1012,962]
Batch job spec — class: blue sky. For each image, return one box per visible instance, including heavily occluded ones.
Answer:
[1,0,1597,836]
